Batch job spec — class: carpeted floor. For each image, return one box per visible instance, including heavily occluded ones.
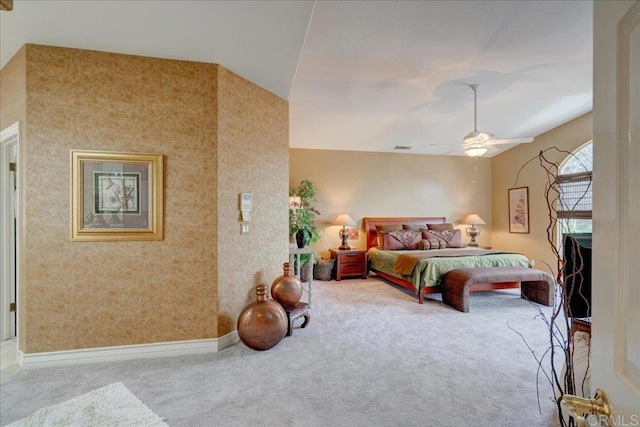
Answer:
[0,277,561,427]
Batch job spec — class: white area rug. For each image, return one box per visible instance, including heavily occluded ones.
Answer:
[7,382,168,427]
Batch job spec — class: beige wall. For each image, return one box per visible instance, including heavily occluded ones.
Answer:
[289,149,493,255]
[0,44,288,352]
[491,113,592,273]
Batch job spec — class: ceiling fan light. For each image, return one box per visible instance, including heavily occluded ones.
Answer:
[465,146,488,157]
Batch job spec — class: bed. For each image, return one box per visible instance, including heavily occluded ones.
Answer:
[363,217,531,303]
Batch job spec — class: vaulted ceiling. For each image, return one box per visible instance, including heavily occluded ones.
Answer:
[0,0,593,156]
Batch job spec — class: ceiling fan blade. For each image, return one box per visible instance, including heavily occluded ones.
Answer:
[461,85,534,150]
[486,137,534,145]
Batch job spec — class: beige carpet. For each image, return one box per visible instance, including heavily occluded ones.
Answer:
[0,277,561,426]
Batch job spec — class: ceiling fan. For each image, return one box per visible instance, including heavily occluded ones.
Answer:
[461,84,534,157]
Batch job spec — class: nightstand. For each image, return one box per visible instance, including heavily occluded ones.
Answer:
[330,249,367,281]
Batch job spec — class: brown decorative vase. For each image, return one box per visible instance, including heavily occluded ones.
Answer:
[271,262,303,309]
[237,285,287,351]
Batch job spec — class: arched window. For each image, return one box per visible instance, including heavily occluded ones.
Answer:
[559,141,593,175]
[558,141,593,233]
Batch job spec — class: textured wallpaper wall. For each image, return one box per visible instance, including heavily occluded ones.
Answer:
[216,67,289,335]
[0,45,26,131]
[17,45,220,352]
[0,44,289,353]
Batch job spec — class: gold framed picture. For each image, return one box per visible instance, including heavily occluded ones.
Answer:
[71,150,164,241]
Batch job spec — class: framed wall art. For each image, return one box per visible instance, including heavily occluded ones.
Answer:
[71,150,164,241]
[508,186,530,234]
[348,227,359,240]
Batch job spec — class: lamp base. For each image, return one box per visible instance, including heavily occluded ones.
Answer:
[466,226,480,247]
[339,227,350,250]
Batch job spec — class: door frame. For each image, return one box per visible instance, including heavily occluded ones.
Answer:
[1,121,20,342]
[613,0,640,396]
[591,0,640,417]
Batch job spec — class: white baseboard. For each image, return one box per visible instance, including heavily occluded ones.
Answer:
[19,331,240,369]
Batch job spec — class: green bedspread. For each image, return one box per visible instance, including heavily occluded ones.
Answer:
[368,247,530,294]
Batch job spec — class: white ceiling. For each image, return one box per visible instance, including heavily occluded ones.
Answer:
[0,0,314,99]
[1,1,593,157]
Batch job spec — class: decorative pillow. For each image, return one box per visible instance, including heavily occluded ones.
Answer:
[427,223,454,231]
[313,258,335,281]
[422,229,464,248]
[402,224,427,231]
[417,238,442,250]
[381,230,422,250]
[376,224,402,247]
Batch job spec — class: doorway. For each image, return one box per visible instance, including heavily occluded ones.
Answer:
[1,122,20,370]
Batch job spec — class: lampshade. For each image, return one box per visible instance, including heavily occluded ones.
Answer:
[333,214,356,227]
[462,214,486,225]
[464,146,488,157]
[288,196,301,209]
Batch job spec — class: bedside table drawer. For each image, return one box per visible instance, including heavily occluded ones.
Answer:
[341,252,365,263]
[341,262,364,274]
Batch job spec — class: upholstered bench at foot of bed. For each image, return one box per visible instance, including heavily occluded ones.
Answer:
[442,267,555,313]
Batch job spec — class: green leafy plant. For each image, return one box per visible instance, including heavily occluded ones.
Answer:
[290,179,321,265]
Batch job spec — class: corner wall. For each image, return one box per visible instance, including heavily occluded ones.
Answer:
[216,67,289,335]
[491,113,592,272]
[1,44,289,353]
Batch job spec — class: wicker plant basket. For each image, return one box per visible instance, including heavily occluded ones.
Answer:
[313,258,335,281]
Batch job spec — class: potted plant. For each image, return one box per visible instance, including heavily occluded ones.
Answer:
[289,179,321,281]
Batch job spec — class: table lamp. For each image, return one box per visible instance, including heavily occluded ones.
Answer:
[462,214,486,247]
[333,214,356,250]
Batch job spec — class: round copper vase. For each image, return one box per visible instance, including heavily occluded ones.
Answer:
[271,262,303,308]
[237,285,287,351]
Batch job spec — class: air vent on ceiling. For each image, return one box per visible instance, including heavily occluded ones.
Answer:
[393,146,412,150]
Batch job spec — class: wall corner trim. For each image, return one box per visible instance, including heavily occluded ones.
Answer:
[18,332,240,369]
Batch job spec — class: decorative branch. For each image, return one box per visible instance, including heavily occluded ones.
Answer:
[512,147,592,427]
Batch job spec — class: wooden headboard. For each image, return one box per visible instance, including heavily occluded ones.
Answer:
[363,217,447,250]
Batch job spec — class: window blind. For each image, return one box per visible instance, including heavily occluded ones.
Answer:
[557,171,593,219]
